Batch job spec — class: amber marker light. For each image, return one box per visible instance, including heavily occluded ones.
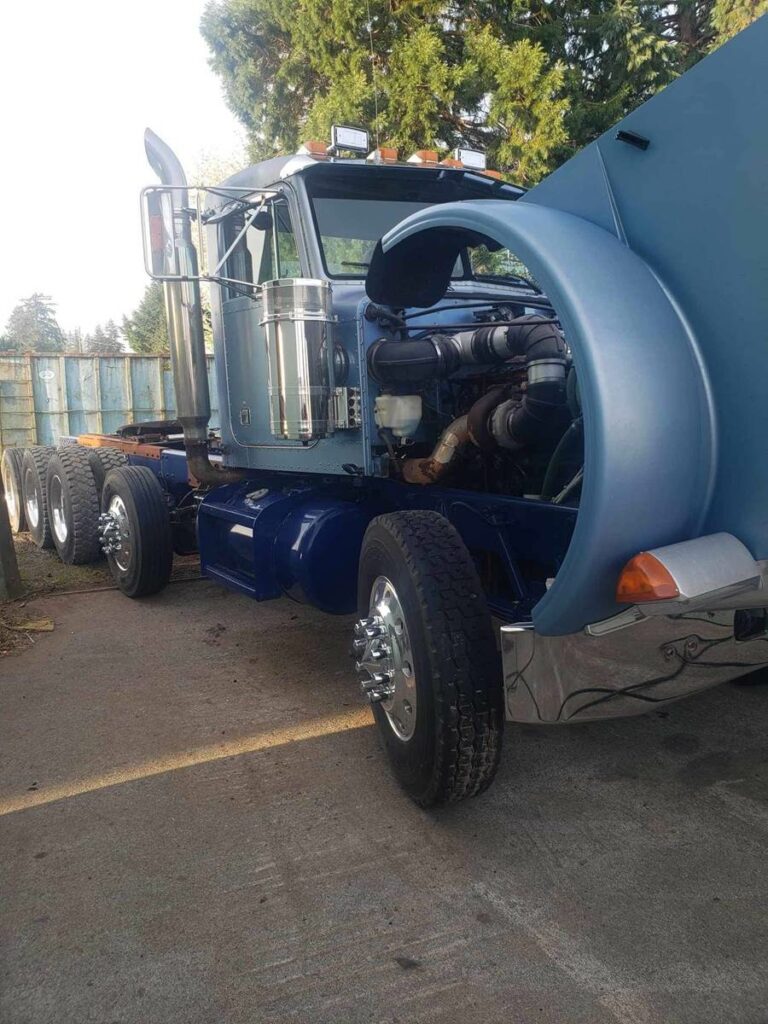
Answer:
[297,139,328,158]
[616,551,680,603]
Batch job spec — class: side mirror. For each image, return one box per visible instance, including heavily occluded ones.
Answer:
[141,185,194,281]
[144,187,177,278]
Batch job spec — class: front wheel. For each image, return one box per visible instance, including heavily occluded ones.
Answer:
[355,511,504,807]
[100,466,173,597]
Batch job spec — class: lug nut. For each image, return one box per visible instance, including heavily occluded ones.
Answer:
[360,671,394,704]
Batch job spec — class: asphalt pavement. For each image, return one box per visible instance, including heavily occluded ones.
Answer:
[2,579,767,1023]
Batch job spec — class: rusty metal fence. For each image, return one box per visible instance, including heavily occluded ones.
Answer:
[0,354,219,451]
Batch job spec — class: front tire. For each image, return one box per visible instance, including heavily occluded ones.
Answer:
[356,511,503,807]
[101,467,173,597]
[2,447,26,533]
[21,446,56,549]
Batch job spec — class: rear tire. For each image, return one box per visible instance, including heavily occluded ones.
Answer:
[356,511,504,807]
[2,447,26,533]
[45,447,102,564]
[87,447,128,495]
[21,446,56,549]
[101,466,173,597]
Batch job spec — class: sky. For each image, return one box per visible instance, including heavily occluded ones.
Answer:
[0,0,246,335]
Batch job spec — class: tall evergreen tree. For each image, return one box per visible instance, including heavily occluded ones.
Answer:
[711,0,768,41]
[122,283,169,354]
[201,0,570,183]
[201,1,766,179]
[65,327,86,353]
[3,294,64,352]
[85,323,123,354]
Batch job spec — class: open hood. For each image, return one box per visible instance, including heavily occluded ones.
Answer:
[367,17,768,635]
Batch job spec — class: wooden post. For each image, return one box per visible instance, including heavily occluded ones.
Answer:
[0,474,22,600]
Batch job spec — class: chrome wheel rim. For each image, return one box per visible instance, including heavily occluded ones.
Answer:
[355,575,417,741]
[24,471,40,529]
[100,495,132,571]
[4,469,20,528]
[49,474,68,544]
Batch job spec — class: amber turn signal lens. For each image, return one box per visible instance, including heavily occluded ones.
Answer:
[616,552,680,603]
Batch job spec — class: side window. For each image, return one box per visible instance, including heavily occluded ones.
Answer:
[248,221,275,284]
[273,202,301,278]
[218,198,302,298]
[220,212,253,299]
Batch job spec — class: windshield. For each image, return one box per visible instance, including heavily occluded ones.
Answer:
[305,167,533,287]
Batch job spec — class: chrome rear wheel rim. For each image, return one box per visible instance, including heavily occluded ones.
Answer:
[49,474,68,544]
[5,470,20,527]
[24,470,40,529]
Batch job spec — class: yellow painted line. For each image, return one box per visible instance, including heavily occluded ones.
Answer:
[0,708,373,817]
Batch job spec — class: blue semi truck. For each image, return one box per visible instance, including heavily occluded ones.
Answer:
[3,17,767,805]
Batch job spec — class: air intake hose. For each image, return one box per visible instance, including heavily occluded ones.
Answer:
[368,315,567,383]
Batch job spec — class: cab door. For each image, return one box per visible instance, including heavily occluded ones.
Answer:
[214,192,304,448]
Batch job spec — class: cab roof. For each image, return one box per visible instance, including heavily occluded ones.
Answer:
[217,155,524,199]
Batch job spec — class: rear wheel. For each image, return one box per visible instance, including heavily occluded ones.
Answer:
[355,511,504,807]
[87,447,128,495]
[100,466,173,597]
[1,447,26,533]
[21,446,56,549]
[46,447,102,564]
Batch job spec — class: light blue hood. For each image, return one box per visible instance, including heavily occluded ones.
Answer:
[368,16,768,635]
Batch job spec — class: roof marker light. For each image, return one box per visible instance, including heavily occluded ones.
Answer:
[406,149,439,166]
[297,139,328,158]
[367,146,398,164]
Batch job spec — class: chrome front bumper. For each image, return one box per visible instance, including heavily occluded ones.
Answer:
[500,611,768,723]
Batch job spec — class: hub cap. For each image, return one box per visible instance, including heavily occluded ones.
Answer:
[24,471,39,529]
[98,496,131,571]
[5,471,20,528]
[49,474,68,544]
[354,576,417,741]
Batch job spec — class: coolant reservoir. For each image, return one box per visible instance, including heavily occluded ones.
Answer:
[374,395,422,439]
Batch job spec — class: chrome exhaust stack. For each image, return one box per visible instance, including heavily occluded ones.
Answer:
[144,128,244,485]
